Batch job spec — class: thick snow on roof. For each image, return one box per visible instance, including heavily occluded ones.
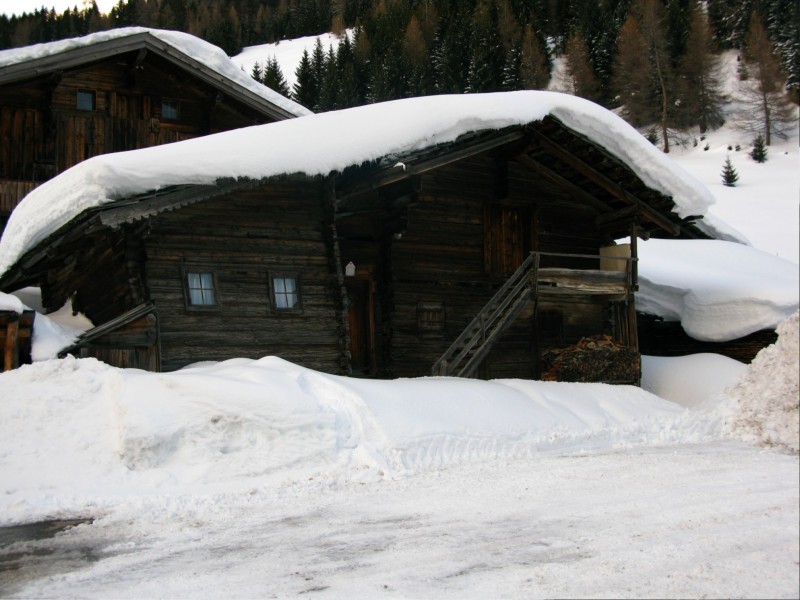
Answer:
[636,239,799,341]
[0,91,732,278]
[0,27,311,118]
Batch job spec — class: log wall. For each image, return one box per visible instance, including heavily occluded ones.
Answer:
[143,181,343,373]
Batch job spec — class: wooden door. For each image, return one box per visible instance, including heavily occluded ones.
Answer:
[346,279,374,374]
[486,203,532,277]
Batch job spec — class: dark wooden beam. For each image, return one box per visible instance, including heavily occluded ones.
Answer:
[528,128,682,236]
[338,130,526,200]
[514,153,610,214]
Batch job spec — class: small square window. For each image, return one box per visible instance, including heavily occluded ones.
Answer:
[417,301,445,337]
[183,269,219,311]
[161,100,179,120]
[271,274,301,312]
[77,90,95,111]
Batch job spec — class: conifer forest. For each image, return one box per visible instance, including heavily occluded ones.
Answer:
[2,0,797,147]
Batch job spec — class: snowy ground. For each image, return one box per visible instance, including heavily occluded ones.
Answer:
[0,312,798,598]
[2,443,797,599]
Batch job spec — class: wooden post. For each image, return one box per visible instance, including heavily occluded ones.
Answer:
[4,318,19,371]
[326,176,352,376]
[629,221,639,291]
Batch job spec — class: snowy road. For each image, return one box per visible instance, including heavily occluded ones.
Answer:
[4,442,797,599]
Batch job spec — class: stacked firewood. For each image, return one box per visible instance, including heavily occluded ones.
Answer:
[540,334,641,384]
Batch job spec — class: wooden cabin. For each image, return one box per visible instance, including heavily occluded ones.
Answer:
[0,109,711,381]
[0,29,308,232]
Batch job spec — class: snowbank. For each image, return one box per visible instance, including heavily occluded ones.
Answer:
[725,311,800,452]
[641,353,746,408]
[0,355,724,525]
[0,27,311,118]
[0,91,732,278]
[636,238,799,340]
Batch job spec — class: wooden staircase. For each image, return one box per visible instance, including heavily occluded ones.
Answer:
[431,251,634,378]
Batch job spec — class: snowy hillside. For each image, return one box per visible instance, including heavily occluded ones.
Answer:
[233,31,349,90]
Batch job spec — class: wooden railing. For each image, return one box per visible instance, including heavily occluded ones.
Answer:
[431,251,637,378]
[0,180,40,214]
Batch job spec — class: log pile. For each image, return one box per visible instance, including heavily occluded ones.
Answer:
[541,334,640,384]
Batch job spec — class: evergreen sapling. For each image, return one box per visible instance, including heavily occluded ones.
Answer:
[750,135,768,162]
[721,156,739,186]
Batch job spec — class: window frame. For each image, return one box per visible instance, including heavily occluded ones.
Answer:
[417,300,446,338]
[181,267,220,312]
[269,272,303,314]
[76,89,96,111]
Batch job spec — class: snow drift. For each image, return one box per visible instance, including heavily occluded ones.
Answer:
[725,311,800,452]
[0,355,725,525]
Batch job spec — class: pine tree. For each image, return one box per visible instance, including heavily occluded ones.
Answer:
[739,11,797,145]
[263,56,291,97]
[613,16,655,124]
[318,45,340,111]
[721,156,739,186]
[292,49,318,110]
[518,23,550,90]
[250,61,264,84]
[676,2,726,132]
[467,1,506,93]
[750,135,768,162]
[564,30,599,101]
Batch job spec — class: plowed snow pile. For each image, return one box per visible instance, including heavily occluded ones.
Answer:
[725,311,800,452]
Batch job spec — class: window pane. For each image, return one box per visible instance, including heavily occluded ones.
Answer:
[162,100,178,120]
[274,278,286,293]
[275,293,288,309]
[286,291,298,308]
[187,271,216,306]
[77,90,95,111]
[189,288,204,305]
[284,278,297,293]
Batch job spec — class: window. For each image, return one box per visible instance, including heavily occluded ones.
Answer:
[182,269,219,310]
[77,90,95,111]
[161,100,179,120]
[417,301,445,337]
[271,274,301,312]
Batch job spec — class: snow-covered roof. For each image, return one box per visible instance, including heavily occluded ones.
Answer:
[635,239,798,341]
[0,91,741,280]
[0,27,311,120]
